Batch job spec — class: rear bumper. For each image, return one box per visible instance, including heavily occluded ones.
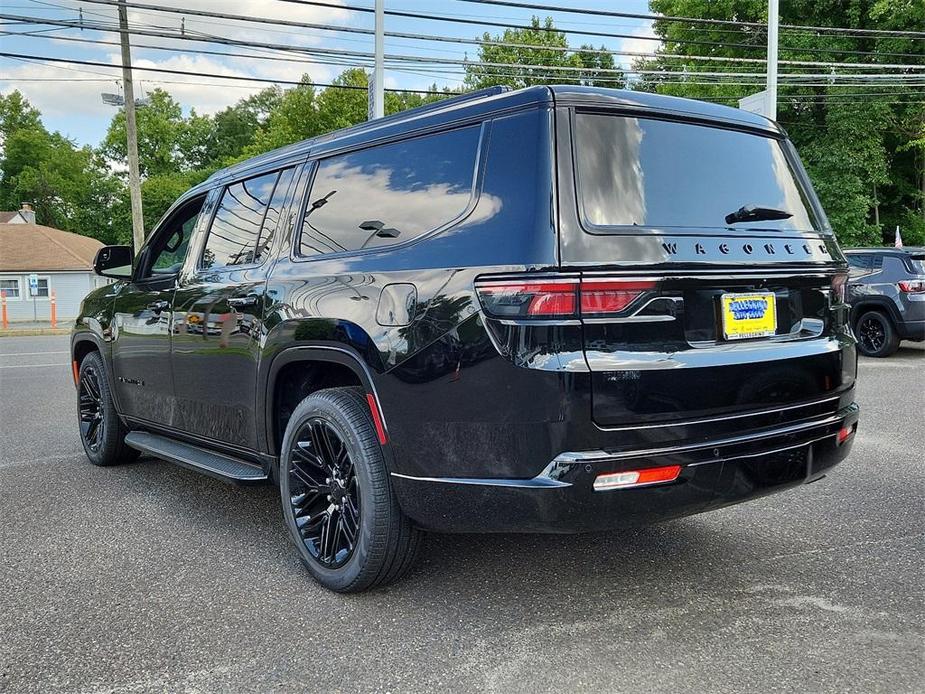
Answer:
[392,403,859,533]
[899,319,925,341]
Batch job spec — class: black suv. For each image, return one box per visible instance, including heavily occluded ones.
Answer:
[845,247,925,357]
[74,86,859,592]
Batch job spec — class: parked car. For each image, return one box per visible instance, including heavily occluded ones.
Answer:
[73,86,859,592]
[844,247,925,357]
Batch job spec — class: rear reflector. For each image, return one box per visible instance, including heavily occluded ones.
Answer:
[593,464,682,491]
[837,424,855,445]
[475,277,656,319]
[366,393,388,446]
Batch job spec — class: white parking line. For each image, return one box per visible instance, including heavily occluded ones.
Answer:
[0,363,68,369]
[0,351,69,357]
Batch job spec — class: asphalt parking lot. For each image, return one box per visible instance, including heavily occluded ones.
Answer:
[1,334,923,694]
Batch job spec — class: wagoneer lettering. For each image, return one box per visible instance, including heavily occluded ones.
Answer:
[73,85,859,593]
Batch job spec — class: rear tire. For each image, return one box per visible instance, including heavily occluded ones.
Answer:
[77,351,139,466]
[855,310,899,358]
[279,387,422,593]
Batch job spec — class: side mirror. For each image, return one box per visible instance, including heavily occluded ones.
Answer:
[94,245,134,279]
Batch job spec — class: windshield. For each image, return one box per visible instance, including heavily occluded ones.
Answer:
[574,113,822,233]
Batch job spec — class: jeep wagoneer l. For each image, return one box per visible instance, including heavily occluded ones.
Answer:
[73,86,859,592]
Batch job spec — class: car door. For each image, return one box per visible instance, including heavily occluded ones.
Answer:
[170,166,298,451]
[111,194,208,427]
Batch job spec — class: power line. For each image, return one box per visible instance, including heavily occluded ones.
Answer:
[279,0,925,58]
[7,14,924,86]
[0,51,447,93]
[11,8,924,72]
[450,0,925,38]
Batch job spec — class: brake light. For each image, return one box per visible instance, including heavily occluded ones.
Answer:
[580,280,657,315]
[898,280,925,293]
[831,273,847,303]
[475,278,655,319]
[593,464,682,491]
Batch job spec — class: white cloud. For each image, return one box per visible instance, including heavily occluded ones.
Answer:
[1,0,358,130]
[615,21,661,71]
[0,60,120,120]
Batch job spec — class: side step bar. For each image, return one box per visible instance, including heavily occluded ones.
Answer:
[124,431,268,485]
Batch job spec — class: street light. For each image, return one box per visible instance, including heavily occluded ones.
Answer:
[101,93,151,107]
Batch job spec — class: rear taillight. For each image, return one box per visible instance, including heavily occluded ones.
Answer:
[831,273,847,303]
[898,279,925,293]
[475,277,656,319]
[474,281,576,318]
[580,280,657,316]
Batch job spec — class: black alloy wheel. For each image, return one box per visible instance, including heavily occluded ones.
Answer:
[855,310,899,358]
[76,351,138,466]
[279,387,422,592]
[79,364,106,453]
[288,418,360,569]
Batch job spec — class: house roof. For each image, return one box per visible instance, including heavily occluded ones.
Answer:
[0,223,104,272]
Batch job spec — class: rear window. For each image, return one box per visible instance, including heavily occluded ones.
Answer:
[907,255,925,275]
[573,113,821,233]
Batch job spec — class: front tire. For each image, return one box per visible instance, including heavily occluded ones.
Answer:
[855,310,900,357]
[77,351,139,466]
[279,387,422,593]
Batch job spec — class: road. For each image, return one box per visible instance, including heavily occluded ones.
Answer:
[1,334,923,694]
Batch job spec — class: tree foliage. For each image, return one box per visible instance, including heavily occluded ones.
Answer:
[465,16,623,89]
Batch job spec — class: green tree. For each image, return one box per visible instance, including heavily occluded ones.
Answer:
[101,88,188,176]
[465,17,625,89]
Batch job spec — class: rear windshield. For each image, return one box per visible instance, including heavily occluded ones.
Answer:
[907,256,925,274]
[573,113,821,233]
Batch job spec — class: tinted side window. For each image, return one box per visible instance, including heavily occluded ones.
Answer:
[846,255,871,272]
[202,171,278,269]
[870,254,884,271]
[255,167,296,263]
[299,125,481,257]
[148,196,205,277]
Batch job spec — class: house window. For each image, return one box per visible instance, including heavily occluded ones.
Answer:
[33,277,50,298]
[0,278,21,300]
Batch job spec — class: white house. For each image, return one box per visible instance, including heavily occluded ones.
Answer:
[0,214,108,323]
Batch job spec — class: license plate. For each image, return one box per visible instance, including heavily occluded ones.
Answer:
[720,292,777,340]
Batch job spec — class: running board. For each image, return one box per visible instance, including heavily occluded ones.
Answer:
[124,431,268,485]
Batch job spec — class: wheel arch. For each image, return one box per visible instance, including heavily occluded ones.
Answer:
[851,297,901,328]
[262,345,390,465]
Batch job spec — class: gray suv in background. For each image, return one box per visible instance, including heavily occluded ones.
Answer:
[845,247,925,357]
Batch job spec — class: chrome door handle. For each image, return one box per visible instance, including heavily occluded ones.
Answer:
[228,295,258,308]
[148,300,170,313]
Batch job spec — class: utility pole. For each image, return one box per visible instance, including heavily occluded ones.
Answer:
[766,0,779,120]
[373,0,384,119]
[118,0,145,253]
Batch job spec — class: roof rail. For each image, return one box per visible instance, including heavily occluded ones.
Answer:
[311,85,511,145]
[208,85,515,181]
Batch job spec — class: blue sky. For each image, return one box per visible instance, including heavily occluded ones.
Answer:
[0,0,656,147]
